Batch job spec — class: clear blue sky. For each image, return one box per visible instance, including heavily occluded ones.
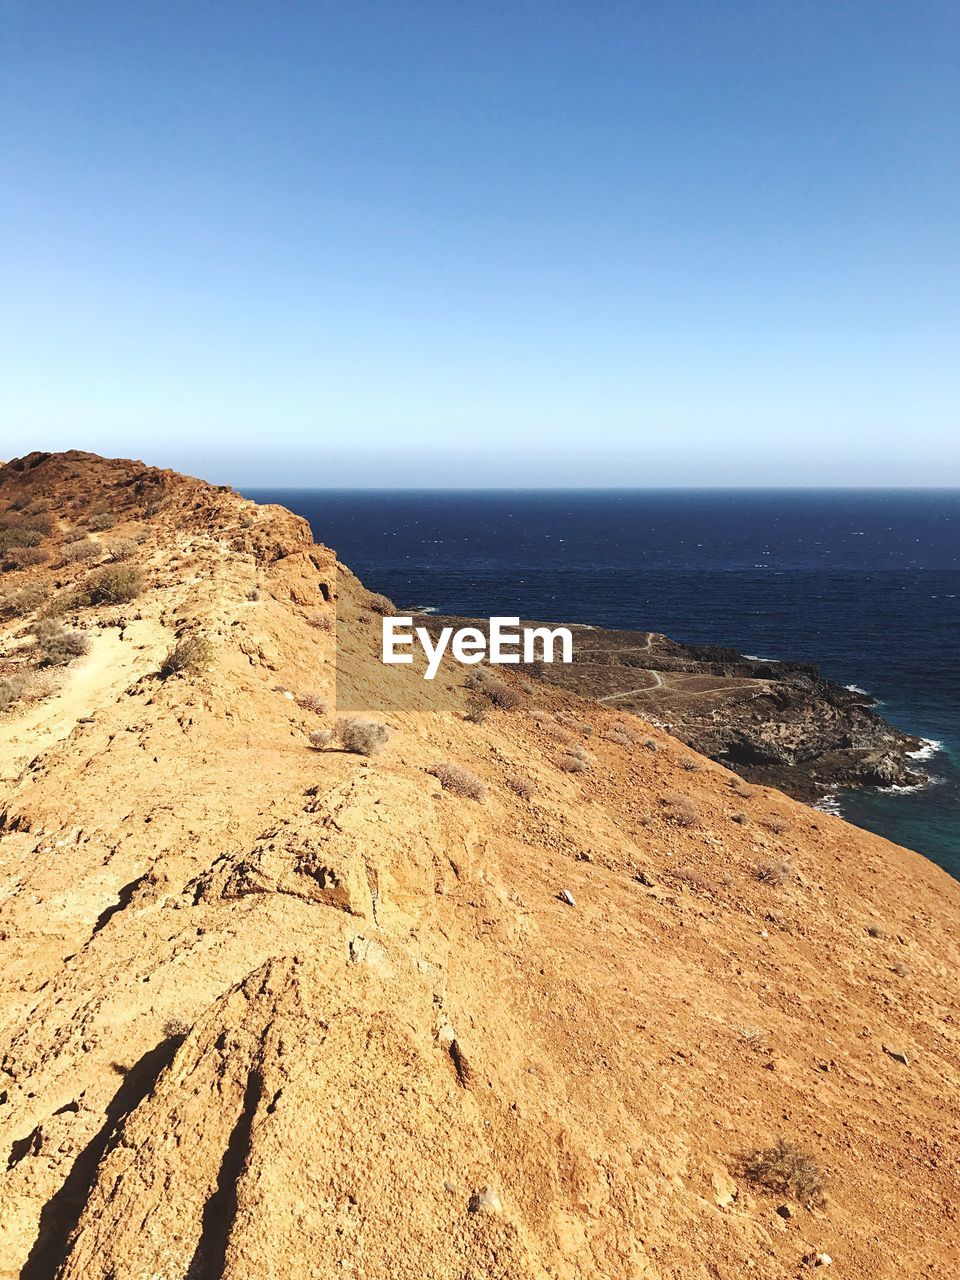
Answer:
[2,1,958,486]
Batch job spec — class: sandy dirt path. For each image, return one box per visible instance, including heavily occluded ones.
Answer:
[0,620,168,782]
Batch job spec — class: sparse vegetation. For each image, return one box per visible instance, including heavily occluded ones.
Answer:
[366,592,395,615]
[743,1138,826,1205]
[79,564,144,606]
[307,610,335,631]
[681,757,703,772]
[604,721,641,745]
[335,716,389,755]
[464,697,488,724]
[763,814,791,834]
[1,582,49,617]
[88,512,115,531]
[0,673,31,712]
[504,773,536,799]
[468,668,522,710]
[661,790,700,827]
[308,728,334,749]
[644,737,658,751]
[29,619,90,666]
[105,537,138,562]
[3,545,50,569]
[162,1017,191,1039]
[866,922,886,939]
[730,778,754,799]
[731,812,749,825]
[427,761,486,800]
[559,744,591,773]
[296,691,328,715]
[756,860,793,886]
[60,538,100,564]
[159,634,212,679]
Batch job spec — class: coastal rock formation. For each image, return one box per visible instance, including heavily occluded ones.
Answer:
[1,452,959,1279]
[419,618,923,800]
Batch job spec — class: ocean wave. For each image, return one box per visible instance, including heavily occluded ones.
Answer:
[845,683,871,696]
[814,794,842,815]
[743,654,780,663]
[908,738,944,761]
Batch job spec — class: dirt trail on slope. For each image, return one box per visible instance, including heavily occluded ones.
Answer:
[0,620,169,782]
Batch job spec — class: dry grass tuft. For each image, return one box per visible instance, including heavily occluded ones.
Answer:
[336,716,389,755]
[755,860,793,886]
[296,691,328,716]
[743,1138,826,1205]
[504,773,536,799]
[763,814,791,834]
[427,761,486,800]
[307,610,335,631]
[366,592,395,615]
[661,790,700,827]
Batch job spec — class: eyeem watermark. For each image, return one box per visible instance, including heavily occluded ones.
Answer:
[382,616,574,680]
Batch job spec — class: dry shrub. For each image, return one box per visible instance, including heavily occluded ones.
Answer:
[866,922,885,939]
[743,1139,826,1205]
[756,860,793,886]
[559,744,591,773]
[357,610,373,624]
[366,592,395,615]
[605,721,640,745]
[672,864,714,894]
[88,512,115,531]
[29,619,90,666]
[730,778,754,799]
[296,691,328,715]
[427,761,486,801]
[62,527,88,543]
[160,634,212,678]
[0,673,32,712]
[80,564,143,605]
[3,545,49,569]
[464,697,488,724]
[504,773,536,799]
[644,737,658,751]
[763,814,791,834]
[246,587,261,601]
[105,537,138,562]
[468,668,522,710]
[661,790,700,827]
[308,728,333,749]
[60,538,100,564]
[336,716,389,755]
[681,757,703,772]
[308,609,335,631]
[1,582,49,617]
[730,812,749,825]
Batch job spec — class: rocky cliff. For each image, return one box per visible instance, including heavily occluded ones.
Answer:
[0,452,958,1279]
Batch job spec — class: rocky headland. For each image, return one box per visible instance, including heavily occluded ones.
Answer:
[415,617,924,801]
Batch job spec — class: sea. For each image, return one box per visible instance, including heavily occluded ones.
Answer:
[244,489,960,880]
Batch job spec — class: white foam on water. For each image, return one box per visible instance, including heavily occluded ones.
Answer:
[908,738,944,762]
[814,794,842,816]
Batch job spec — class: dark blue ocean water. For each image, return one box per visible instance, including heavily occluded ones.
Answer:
[245,489,960,878]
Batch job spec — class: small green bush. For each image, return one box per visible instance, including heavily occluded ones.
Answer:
[60,538,100,565]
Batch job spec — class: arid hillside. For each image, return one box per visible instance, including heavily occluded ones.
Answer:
[0,451,958,1280]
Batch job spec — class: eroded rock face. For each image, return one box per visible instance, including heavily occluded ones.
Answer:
[54,957,545,1280]
[191,833,374,918]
